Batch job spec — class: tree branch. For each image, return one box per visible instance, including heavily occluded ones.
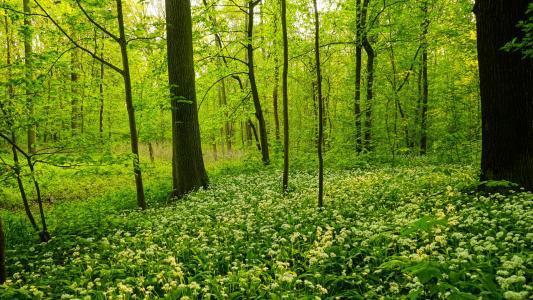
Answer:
[75,0,120,42]
[33,0,123,75]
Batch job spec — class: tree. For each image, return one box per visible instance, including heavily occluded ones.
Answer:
[165,0,209,197]
[354,0,363,152]
[0,217,5,284]
[313,0,324,207]
[34,0,148,209]
[475,0,533,191]
[419,0,429,154]
[23,0,36,153]
[281,0,289,192]
[247,0,270,165]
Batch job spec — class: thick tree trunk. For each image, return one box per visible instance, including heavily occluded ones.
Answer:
[419,1,429,154]
[23,0,36,154]
[247,0,270,165]
[281,0,289,192]
[165,0,209,197]
[475,0,533,191]
[313,0,324,208]
[117,0,146,209]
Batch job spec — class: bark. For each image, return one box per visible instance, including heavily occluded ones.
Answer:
[0,217,5,284]
[2,16,39,233]
[419,1,429,154]
[99,43,105,142]
[363,36,375,151]
[313,0,324,208]
[281,0,289,192]
[71,45,81,133]
[354,0,363,152]
[273,17,281,141]
[248,119,262,150]
[23,0,36,154]
[117,0,146,209]
[247,0,270,165]
[475,0,533,191]
[165,0,209,197]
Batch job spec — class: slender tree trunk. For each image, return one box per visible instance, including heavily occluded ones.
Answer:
[0,217,5,284]
[281,0,289,192]
[165,0,209,197]
[363,36,375,151]
[273,17,281,141]
[354,0,363,152]
[247,0,270,165]
[3,15,40,233]
[313,0,324,208]
[248,119,262,150]
[419,1,429,154]
[475,0,533,191]
[99,44,105,142]
[26,159,50,242]
[23,0,36,154]
[71,46,80,133]
[116,0,146,209]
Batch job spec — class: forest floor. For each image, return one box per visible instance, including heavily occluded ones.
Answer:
[1,160,532,299]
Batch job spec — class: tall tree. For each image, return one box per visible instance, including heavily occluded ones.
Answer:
[419,0,429,154]
[354,0,363,152]
[165,0,209,197]
[474,0,533,191]
[247,0,270,165]
[281,0,289,191]
[0,217,5,284]
[313,0,324,207]
[23,0,36,153]
[34,0,147,209]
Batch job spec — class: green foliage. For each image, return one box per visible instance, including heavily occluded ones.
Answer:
[1,164,531,299]
[503,3,533,58]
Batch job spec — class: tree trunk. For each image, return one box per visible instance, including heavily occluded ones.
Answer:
[99,42,105,142]
[247,0,270,165]
[419,1,429,154]
[363,36,375,151]
[71,46,80,133]
[165,0,209,197]
[354,0,363,152]
[3,15,39,233]
[23,0,36,154]
[313,0,324,208]
[0,217,5,284]
[475,0,533,191]
[281,0,289,192]
[116,0,146,209]
[273,16,281,141]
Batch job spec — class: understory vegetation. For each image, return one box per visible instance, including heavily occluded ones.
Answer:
[1,160,531,299]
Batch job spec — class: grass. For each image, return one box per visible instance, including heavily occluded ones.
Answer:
[0,158,532,299]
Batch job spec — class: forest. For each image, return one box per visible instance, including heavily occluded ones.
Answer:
[0,0,532,298]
